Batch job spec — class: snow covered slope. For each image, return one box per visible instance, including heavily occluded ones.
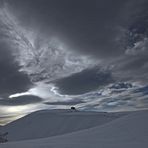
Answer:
[1,110,148,148]
[1,109,124,141]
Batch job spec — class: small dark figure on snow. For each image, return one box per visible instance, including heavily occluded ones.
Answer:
[71,106,76,111]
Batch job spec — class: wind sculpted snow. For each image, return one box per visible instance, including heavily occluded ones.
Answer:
[0,110,148,148]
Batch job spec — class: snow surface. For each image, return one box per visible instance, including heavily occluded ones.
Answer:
[1,109,124,141]
[1,109,148,148]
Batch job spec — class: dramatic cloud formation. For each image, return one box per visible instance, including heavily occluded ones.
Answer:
[55,67,113,95]
[0,38,32,97]
[2,0,147,84]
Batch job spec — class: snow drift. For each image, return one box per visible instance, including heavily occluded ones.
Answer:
[1,109,124,141]
[1,109,148,148]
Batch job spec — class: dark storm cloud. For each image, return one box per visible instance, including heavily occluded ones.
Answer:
[54,68,113,95]
[0,1,33,96]
[1,0,148,92]
[6,0,138,58]
[0,95,42,106]
[4,0,148,85]
[111,1,148,83]
[112,53,148,83]
[0,42,32,97]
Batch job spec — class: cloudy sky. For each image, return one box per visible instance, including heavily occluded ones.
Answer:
[0,0,148,125]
